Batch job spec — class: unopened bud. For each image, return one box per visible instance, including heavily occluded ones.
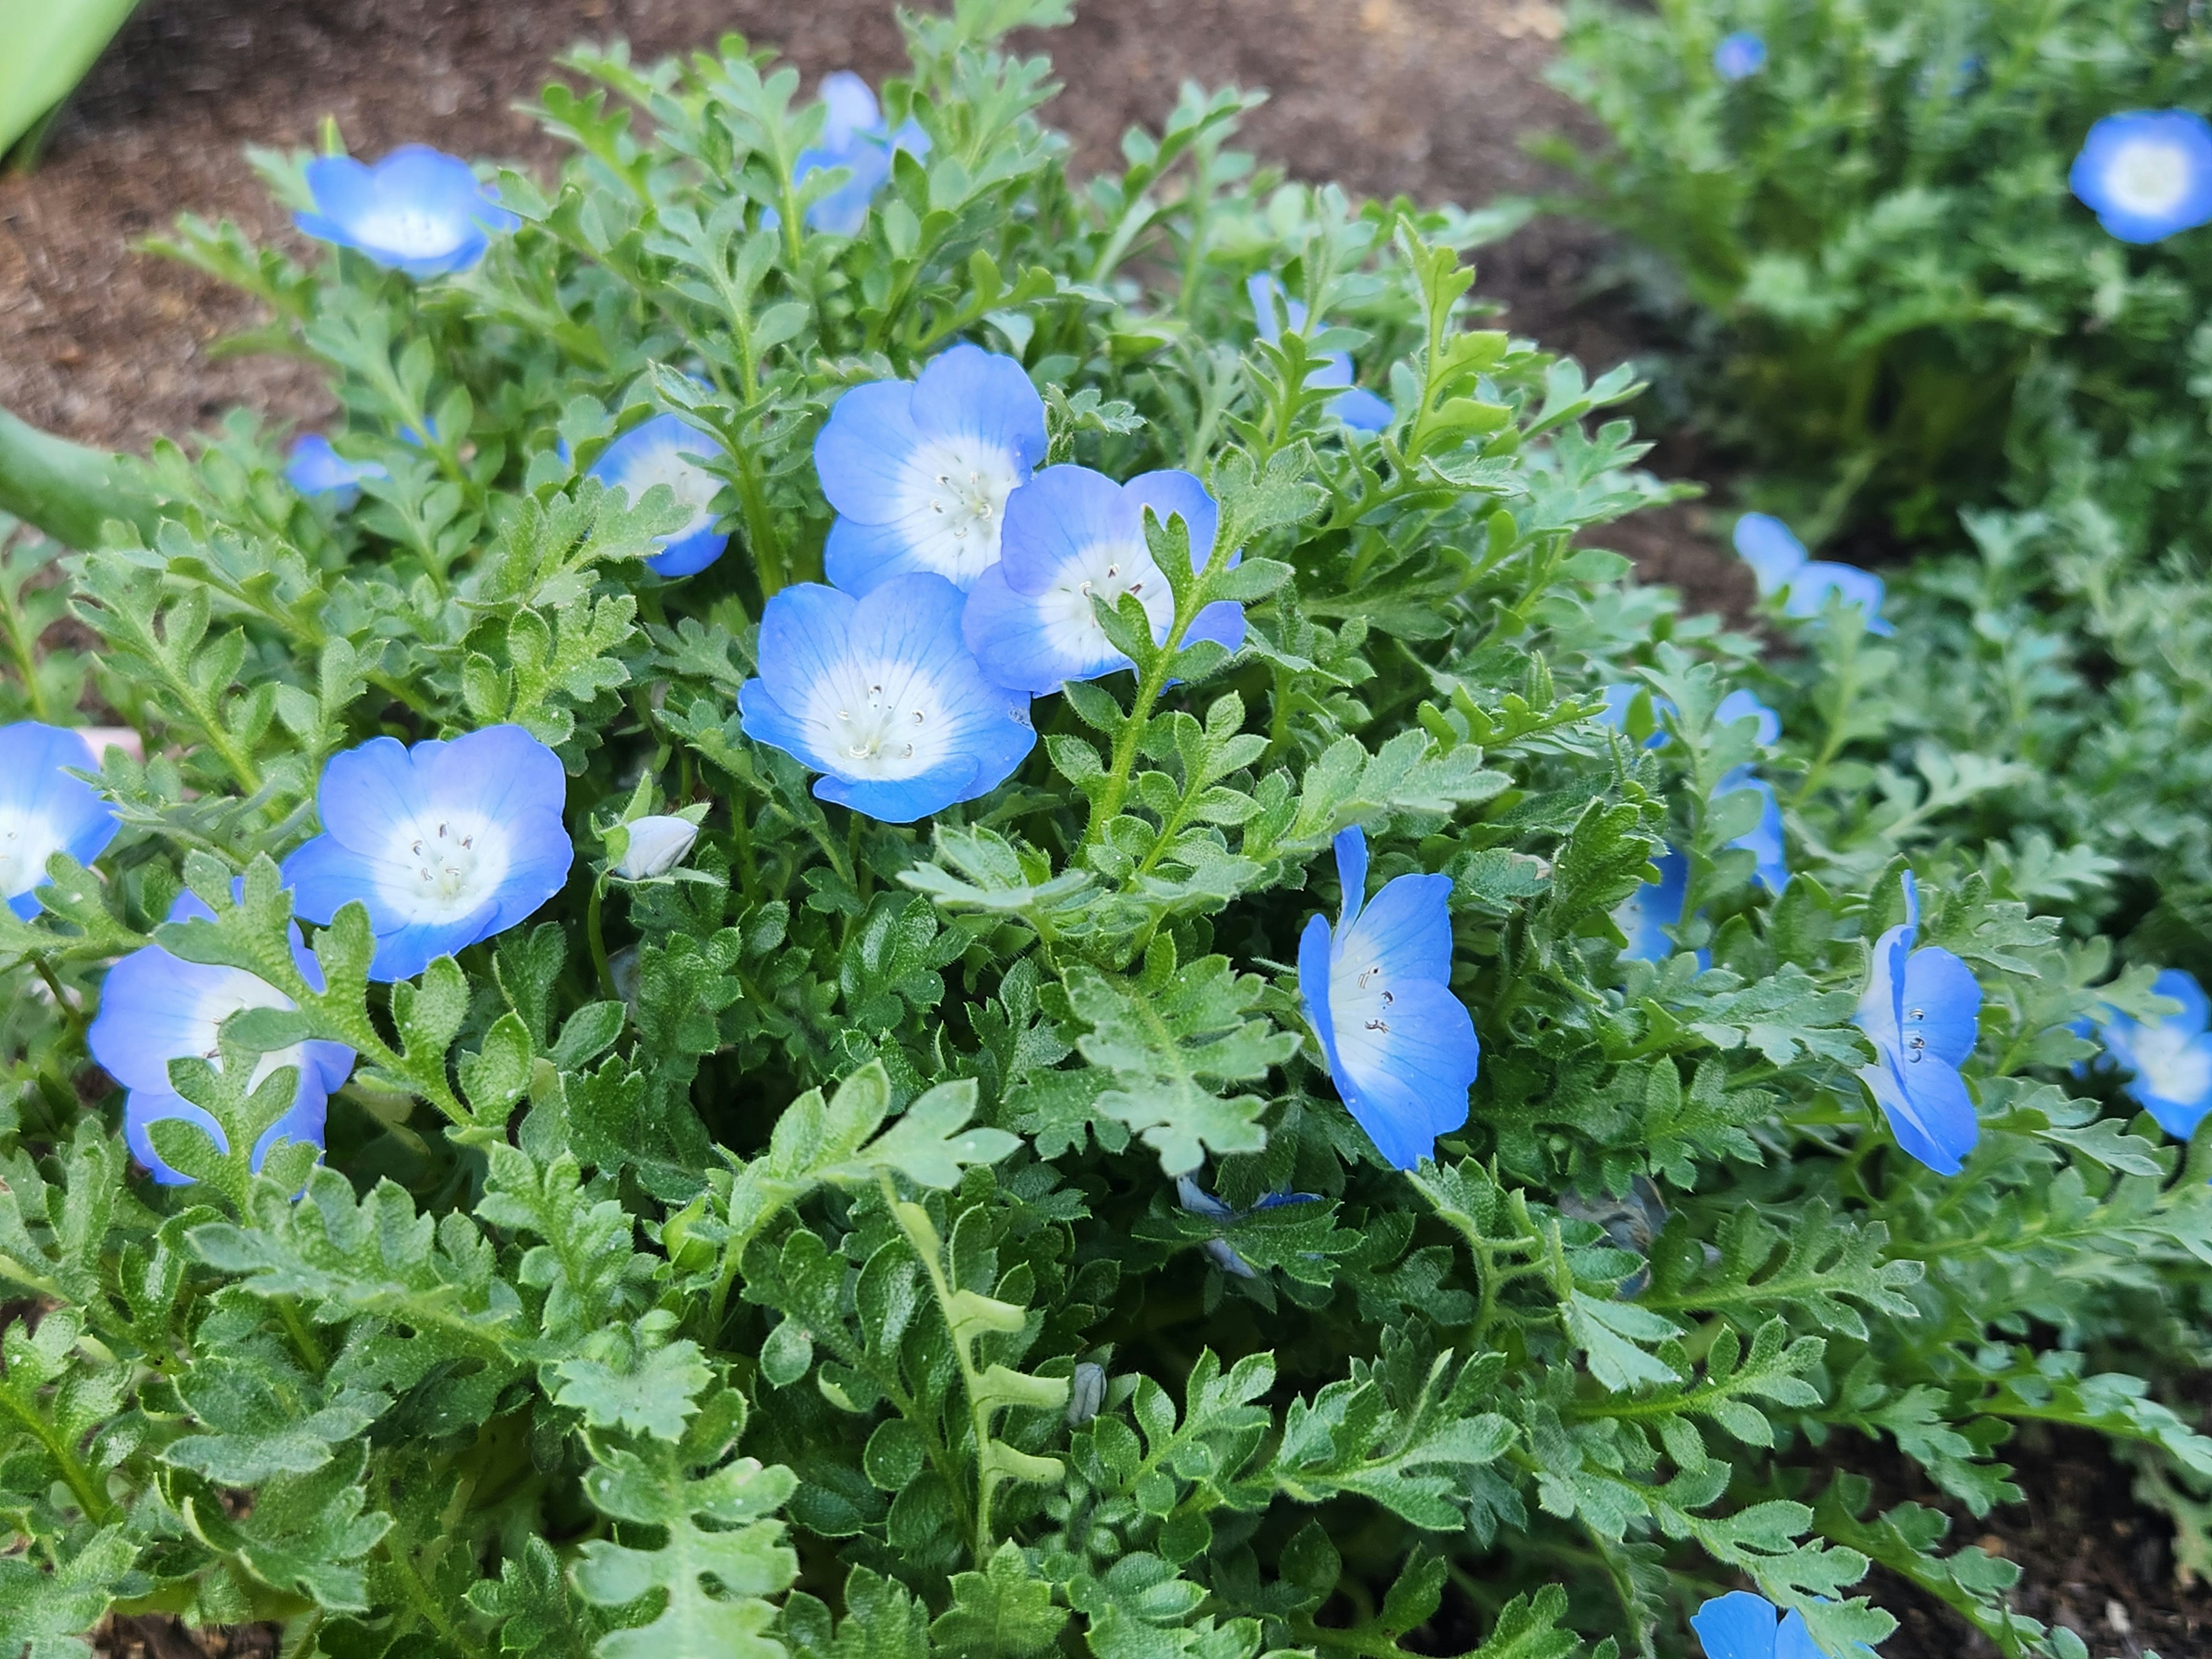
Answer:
[613,814,699,879]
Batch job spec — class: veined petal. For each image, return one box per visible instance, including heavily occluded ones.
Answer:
[1124,469,1219,570]
[909,343,1047,472]
[1328,979,1478,1169]
[1771,1611,1825,1659]
[1298,911,1342,1074]
[1899,945,1981,1069]
[1339,870,1455,986]
[993,464,1131,596]
[813,756,981,824]
[423,725,569,826]
[757,582,864,706]
[815,380,924,520]
[312,736,425,857]
[1690,1592,1783,1659]
[1853,922,1914,1057]
[1861,1055,1978,1176]
[1714,688,1782,745]
[369,902,503,984]
[1331,825,1369,928]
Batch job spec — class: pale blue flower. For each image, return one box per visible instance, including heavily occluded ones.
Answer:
[1174,1177,1321,1278]
[589,414,729,577]
[796,71,930,236]
[1713,32,1767,82]
[1733,513,1893,634]
[1298,825,1480,1169]
[1854,871,1983,1175]
[1613,847,1700,965]
[285,435,388,507]
[1247,274,1393,431]
[2097,969,2212,1139]
[738,573,1034,823]
[2070,111,2212,244]
[88,889,354,1186]
[816,344,1046,596]
[296,145,518,278]
[0,723,119,921]
[962,465,1242,693]
[280,726,574,983]
[1690,1593,1824,1659]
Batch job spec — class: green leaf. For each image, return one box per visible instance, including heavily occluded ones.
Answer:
[930,1541,1069,1659]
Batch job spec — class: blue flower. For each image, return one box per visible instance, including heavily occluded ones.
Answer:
[1298,826,1480,1169]
[962,465,1243,693]
[1716,687,1782,744]
[796,71,930,236]
[738,573,1035,823]
[1722,769,1790,894]
[1247,275,1393,431]
[1596,683,1671,748]
[1613,847,1702,965]
[1597,688,1787,894]
[1733,513,1893,635]
[0,722,119,921]
[1713,32,1768,82]
[589,414,729,577]
[2070,111,2212,245]
[816,344,1047,596]
[1690,1593,1825,1659]
[280,726,575,983]
[88,889,354,1187]
[1854,871,1983,1175]
[1174,1177,1321,1278]
[285,435,388,508]
[2097,969,2212,1139]
[296,145,519,278]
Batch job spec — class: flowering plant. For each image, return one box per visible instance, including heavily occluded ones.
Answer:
[0,6,2205,1658]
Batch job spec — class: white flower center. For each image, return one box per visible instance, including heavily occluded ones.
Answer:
[0,809,66,902]
[803,657,961,782]
[897,437,1024,584]
[2134,1020,2212,1105]
[183,968,309,1094]
[624,442,723,541]
[353,206,470,260]
[2108,139,2192,215]
[380,812,511,923]
[1039,535,1173,666]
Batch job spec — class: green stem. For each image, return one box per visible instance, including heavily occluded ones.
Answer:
[0,406,161,550]
[586,880,616,1001]
[0,1385,116,1524]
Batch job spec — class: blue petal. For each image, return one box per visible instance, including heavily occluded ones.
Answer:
[1690,1592,1781,1659]
[737,680,826,774]
[1175,1176,1234,1218]
[1862,1054,1978,1175]
[646,524,730,577]
[1248,272,1287,344]
[122,1077,330,1187]
[1786,562,1893,633]
[1900,945,1981,1069]
[1900,868,1921,932]
[1714,688,1782,745]
[1343,871,1456,986]
[819,70,881,147]
[2154,968,2211,1036]
[1185,599,1247,656]
[422,724,569,830]
[1615,849,1692,962]
[1732,513,1805,594]
[1329,386,1395,431]
[309,735,422,857]
[909,343,1047,472]
[1713,31,1767,81]
[1720,769,1789,895]
[279,834,381,929]
[755,582,863,709]
[1298,910,1343,1074]
[285,434,384,502]
[1126,469,1221,571]
[1329,979,1479,1169]
[89,944,221,1094]
[993,464,1129,594]
[849,573,1035,801]
[1332,825,1369,927]
[1595,684,1671,749]
[1771,1611,1824,1659]
[369,905,503,984]
[813,380,922,522]
[800,150,892,235]
[813,757,981,824]
[1854,922,1914,1057]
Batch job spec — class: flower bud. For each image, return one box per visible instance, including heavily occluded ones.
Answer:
[1067,1362,1106,1425]
[614,814,699,879]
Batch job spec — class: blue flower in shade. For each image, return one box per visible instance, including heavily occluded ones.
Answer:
[2097,969,2212,1138]
[1713,32,1768,82]
[0,723,119,921]
[296,145,519,278]
[285,435,388,508]
[279,726,575,983]
[1854,872,1983,1175]
[1690,1593,1825,1659]
[796,71,930,235]
[1733,513,1893,634]
[1722,770,1790,894]
[1613,847,1703,965]
[1174,1177,1321,1278]
[1598,688,1788,894]
[738,573,1035,823]
[88,890,354,1187]
[816,344,1046,596]
[963,465,1243,694]
[589,414,729,577]
[2070,111,2212,244]
[1247,275,1393,431]
[1298,826,1480,1169]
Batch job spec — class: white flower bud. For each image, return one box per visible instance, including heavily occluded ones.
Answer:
[613,814,699,879]
[1067,1362,1106,1425]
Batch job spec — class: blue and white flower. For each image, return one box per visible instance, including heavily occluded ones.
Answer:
[796,71,930,236]
[2097,969,2212,1139]
[962,465,1242,694]
[1247,274,1393,431]
[88,891,354,1186]
[816,344,1046,596]
[1174,1177,1321,1278]
[1854,871,1983,1175]
[280,726,575,983]
[1733,513,1893,634]
[589,413,729,577]
[1298,826,1480,1169]
[1614,847,1698,965]
[1713,32,1768,82]
[2070,111,2212,245]
[0,722,119,921]
[296,145,518,278]
[1690,1593,1824,1659]
[738,572,1035,823]
[285,435,388,507]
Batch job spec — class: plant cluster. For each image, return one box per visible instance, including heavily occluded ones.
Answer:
[0,5,2207,1659]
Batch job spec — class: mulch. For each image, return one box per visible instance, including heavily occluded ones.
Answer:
[0,1,2191,1653]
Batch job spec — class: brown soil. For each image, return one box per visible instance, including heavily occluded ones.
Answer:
[0,0,2181,1652]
